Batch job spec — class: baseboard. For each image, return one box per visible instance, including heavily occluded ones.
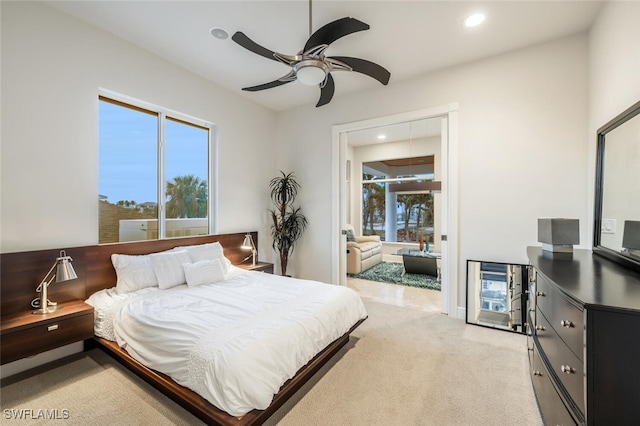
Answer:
[457,307,466,320]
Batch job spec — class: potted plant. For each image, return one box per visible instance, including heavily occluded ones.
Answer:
[269,171,308,276]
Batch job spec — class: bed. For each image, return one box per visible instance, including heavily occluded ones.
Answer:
[81,233,367,425]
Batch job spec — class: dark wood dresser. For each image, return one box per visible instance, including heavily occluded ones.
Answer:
[527,246,640,425]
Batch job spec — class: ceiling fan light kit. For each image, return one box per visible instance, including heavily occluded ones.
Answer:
[231,6,390,107]
[294,60,328,86]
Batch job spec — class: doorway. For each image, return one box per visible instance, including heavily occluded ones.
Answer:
[331,105,459,317]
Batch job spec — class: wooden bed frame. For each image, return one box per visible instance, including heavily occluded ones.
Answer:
[1,233,365,425]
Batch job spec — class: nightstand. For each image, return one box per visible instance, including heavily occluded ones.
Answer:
[0,300,94,365]
[238,261,274,274]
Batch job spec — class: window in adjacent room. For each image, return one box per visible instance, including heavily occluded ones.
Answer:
[362,156,435,243]
[98,94,215,244]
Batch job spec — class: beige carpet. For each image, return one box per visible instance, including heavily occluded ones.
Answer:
[0,352,197,425]
[1,300,542,425]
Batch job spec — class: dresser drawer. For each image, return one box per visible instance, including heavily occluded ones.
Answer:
[526,313,535,370]
[1,312,94,364]
[528,274,536,322]
[531,344,577,426]
[511,270,523,297]
[536,308,584,414]
[536,273,584,361]
[510,294,523,326]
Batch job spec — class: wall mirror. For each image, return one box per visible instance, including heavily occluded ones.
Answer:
[466,260,528,334]
[593,100,640,272]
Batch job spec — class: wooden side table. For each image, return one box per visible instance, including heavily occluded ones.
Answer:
[237,261,274,274]
[1,300,94,365]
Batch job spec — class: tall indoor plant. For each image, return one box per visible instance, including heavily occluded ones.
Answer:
[269,171,308,276]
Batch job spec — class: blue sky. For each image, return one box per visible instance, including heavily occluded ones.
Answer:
[99,101,208,204]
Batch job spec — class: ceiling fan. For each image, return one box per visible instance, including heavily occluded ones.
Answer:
[231,3,391,107]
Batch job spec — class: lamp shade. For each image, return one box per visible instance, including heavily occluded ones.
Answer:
[242,234,255,250]
[55,251,77,282]
[537,218,579,245]
[622,221,640,250]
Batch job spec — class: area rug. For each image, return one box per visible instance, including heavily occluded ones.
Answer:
[348,261,441,291]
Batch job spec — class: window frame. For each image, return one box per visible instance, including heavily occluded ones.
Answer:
[98,90,217,241]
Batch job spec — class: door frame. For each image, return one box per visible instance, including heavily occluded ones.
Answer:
[331,103,459,317]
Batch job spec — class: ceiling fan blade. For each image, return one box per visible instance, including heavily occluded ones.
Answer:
[242,78,294,92]
[232,31,280,62]
[328,56,391,85]
[304,18,369,52]
[316,73,335,107]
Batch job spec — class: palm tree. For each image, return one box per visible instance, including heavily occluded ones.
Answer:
[165,174,207,218]
[397,193,433,241]
[362,176,385,235]
[269,171,308,276]
[397,194,419,241]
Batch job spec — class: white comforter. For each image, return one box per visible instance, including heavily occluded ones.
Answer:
[89,268,366,417]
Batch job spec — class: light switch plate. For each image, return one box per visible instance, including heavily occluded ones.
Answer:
[602,218,616,234]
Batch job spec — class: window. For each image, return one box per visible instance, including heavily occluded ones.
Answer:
[98,95,214,244]
[362,156,435,243]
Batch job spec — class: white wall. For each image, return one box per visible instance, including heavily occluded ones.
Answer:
[1,1,277,255]
[587,1,640,244]
[276,34,590,310]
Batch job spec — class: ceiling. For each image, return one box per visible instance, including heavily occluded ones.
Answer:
[346,118,442,146]
[48,1,602,112]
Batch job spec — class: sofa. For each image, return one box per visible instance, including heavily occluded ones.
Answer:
[345,224,383,274]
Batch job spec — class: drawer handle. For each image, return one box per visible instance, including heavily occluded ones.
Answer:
[560,365,574,374]
[535,325,545,331]
[536,291,546,297]
[560,320,575,328]
[47,324,59,332]
[533,370,543,376]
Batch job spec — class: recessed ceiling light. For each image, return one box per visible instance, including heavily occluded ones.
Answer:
[377,134,386,140]
[209,27,229,40]
[464,13,486,28]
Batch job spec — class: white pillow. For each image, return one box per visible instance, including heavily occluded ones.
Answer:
[111,253,158,294]
[177,242,231,274]
[149,250,192,289]
[183,259,226,287]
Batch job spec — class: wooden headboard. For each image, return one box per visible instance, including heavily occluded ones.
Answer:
[0,232,257,317]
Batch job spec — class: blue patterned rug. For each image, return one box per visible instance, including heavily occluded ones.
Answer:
[348,261,441,291]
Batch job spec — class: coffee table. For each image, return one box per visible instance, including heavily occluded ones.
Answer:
[392,248,441,278]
